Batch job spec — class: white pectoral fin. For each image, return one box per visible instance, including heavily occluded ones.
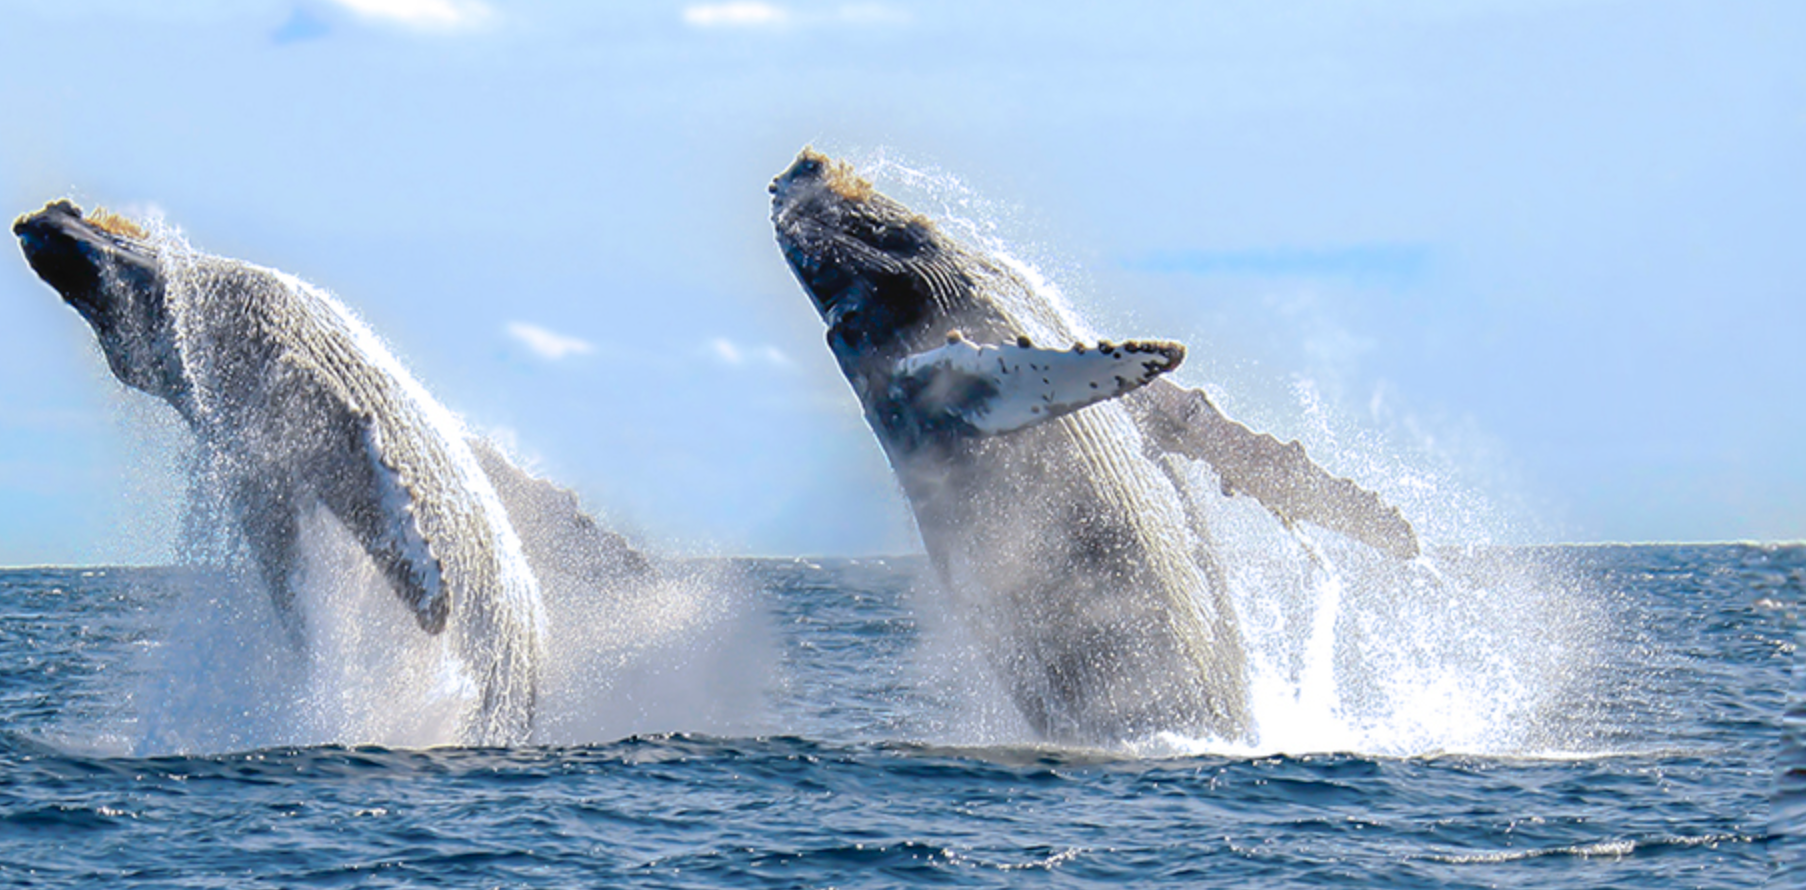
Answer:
[893,331,1186,436]
[1133,378,1421,560]
[317,413,450,634]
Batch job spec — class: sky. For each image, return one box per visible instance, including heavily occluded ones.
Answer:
[0,0,1800,564]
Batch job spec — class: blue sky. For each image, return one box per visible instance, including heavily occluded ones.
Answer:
[0,1,1800,564]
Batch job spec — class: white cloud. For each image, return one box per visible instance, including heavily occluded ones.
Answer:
[679,2,908,29]
[709,337,792,368]
[710,337,745,364]
[683,2,788,28]
[507,322,594,361]
[328,0,492,30]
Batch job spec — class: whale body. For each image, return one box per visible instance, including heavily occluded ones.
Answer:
[770,150,1419,745]
[14,201,547,745]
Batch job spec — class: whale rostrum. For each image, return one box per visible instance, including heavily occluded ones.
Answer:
[13,200,549,745]
[771,148,1420,745]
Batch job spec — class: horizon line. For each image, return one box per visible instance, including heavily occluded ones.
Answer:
[4,539,1802,572]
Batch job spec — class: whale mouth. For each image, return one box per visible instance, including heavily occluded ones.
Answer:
[13,200,160,328]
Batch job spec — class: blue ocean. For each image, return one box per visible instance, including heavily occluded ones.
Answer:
[1,544,1795,888]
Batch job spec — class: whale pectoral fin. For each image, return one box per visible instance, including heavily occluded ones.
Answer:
[229,476,306,648]
[315,412,450,634]
[893,332,1185,436]
[466,437,654,586]
[1131,378,1421,560]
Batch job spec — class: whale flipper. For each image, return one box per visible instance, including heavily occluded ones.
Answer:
[237,346,449,637]
[467,438,653,587]
[230,474,305,645]
[321,413,450,634]
[242,348,451,636]
[892,331,1184,437]
[1131,378,1420,560]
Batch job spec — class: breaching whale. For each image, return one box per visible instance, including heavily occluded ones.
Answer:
[770,150,1419,745]
[13,200,546,745]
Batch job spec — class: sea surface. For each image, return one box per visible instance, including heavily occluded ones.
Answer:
[0,544,1798,888]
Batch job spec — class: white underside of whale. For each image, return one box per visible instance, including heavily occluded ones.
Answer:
[892,331,1183,436]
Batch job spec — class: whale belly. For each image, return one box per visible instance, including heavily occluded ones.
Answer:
[893,401,1250,744]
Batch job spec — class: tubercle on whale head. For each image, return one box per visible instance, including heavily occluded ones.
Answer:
[769,148,948,364]
[13,199,183,400]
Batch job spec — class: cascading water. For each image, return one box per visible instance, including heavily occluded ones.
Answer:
[838,151,1600,758]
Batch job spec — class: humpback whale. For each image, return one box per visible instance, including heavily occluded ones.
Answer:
[13,200,545,746]
[770,150,1419,745]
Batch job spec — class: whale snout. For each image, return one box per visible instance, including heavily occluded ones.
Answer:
[769,147,875,216]
[15,201,109,322]
[13,200,90,260]
[13,200,158,329]
[769,149,827,197]
[11,198,83,234]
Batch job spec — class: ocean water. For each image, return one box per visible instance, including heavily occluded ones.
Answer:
[0,544,1796,888]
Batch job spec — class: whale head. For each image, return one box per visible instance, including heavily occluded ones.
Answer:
[14,200,186,402]
[770,149,955,365]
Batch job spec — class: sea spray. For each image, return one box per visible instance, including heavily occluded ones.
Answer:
[534,558,774,745]
[126,498,772,754]
[133,509,475,752]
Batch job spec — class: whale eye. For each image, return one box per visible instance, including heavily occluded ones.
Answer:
[792,157,822,179]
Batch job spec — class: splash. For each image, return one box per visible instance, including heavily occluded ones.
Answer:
[469,441,774,745]
[847,153,1602,758]
[132,448,769,754]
